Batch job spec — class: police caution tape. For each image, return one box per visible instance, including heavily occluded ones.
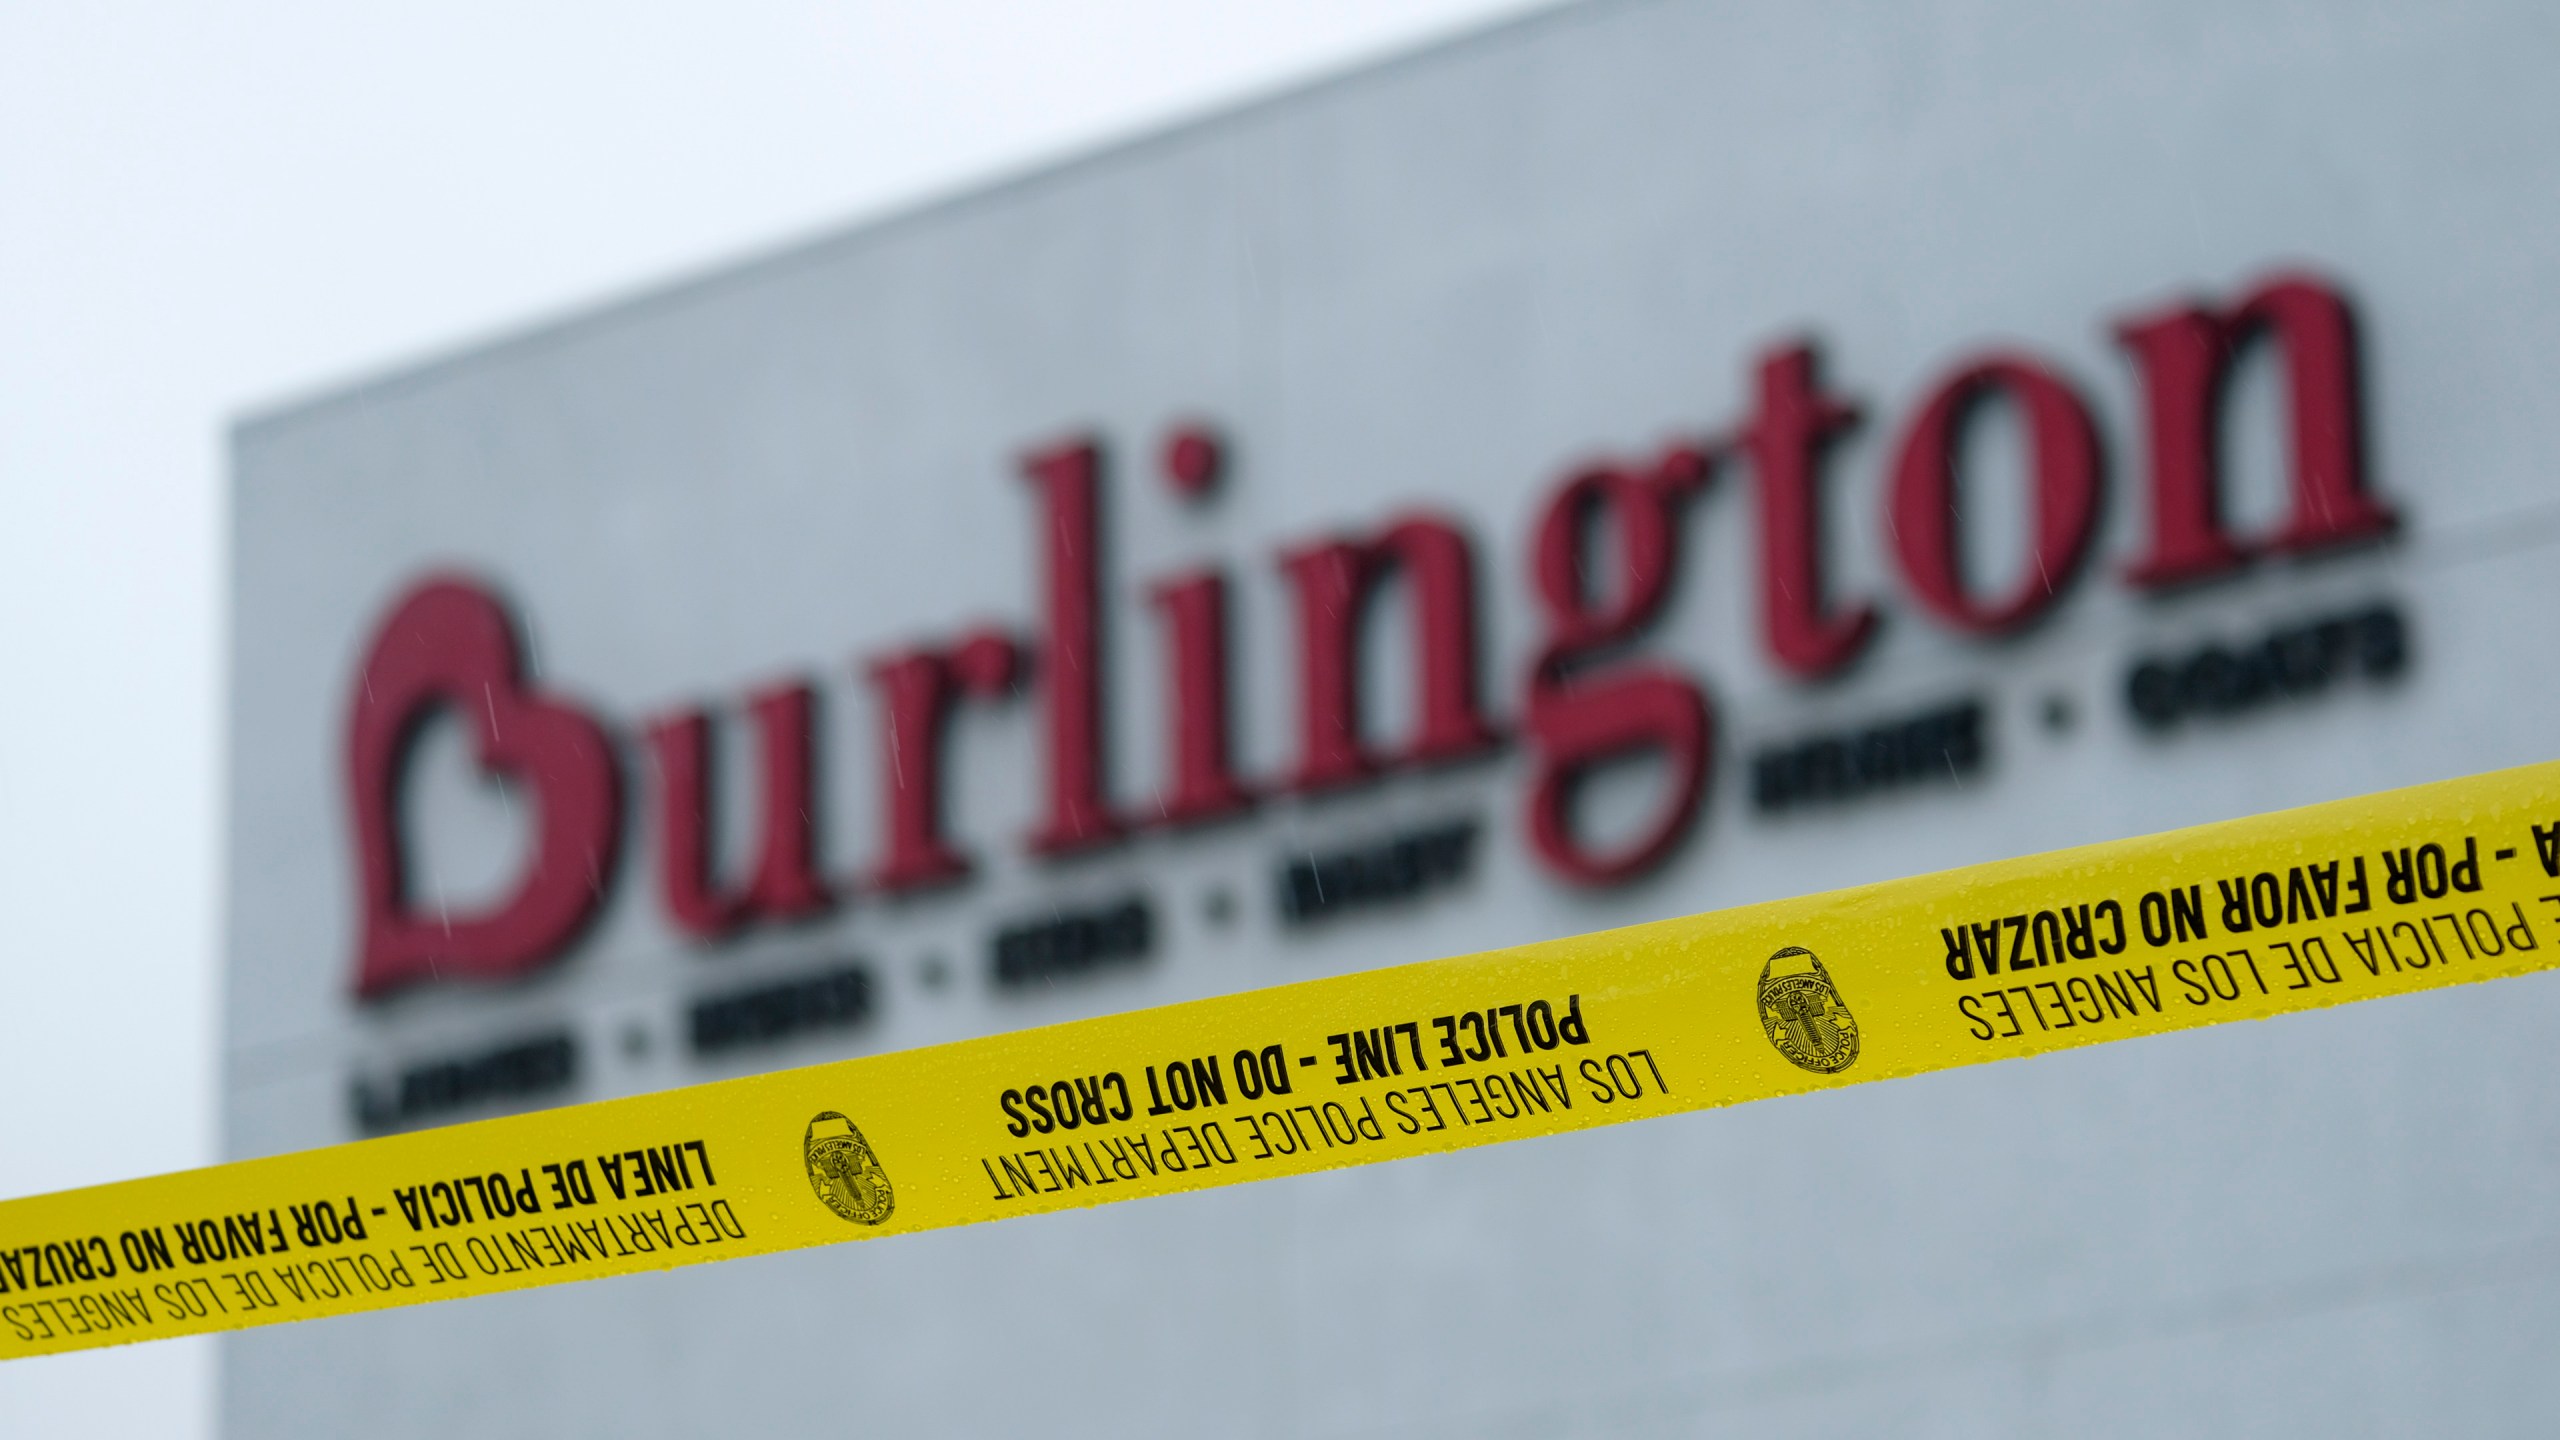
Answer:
[9,761,2560,1358]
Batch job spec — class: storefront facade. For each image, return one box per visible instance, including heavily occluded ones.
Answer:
[225,1,2560,1432]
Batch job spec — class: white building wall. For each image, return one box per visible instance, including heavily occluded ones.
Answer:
[224,1,2560,1433]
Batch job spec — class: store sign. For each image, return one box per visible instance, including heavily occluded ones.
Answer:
[341,267,2398,1002]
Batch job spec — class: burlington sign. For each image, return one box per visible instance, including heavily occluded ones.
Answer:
[344,266,2395,1001]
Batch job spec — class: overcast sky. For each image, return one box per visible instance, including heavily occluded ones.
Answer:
[0,3,1551,1431]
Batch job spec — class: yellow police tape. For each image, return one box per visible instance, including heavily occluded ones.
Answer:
[10,761,2560,1358]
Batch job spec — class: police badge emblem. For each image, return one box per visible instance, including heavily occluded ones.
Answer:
[804,1110,895,1225]
[1758,946,1860,1074]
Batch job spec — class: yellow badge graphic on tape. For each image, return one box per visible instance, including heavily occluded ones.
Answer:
[803,1112,894,1226]
[5,760,2560,1359]
[1757,947,1859,1074]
